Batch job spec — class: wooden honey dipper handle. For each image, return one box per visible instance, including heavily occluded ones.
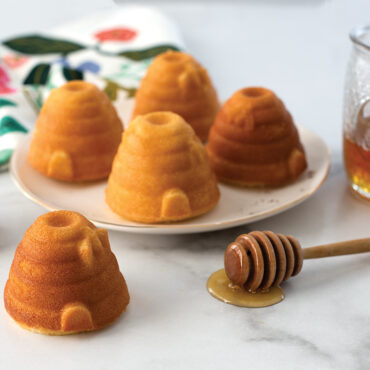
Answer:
[303,238,370,259]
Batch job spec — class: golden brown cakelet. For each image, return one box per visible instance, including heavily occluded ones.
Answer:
[206,87,307,186]
[106,111,220,223]
[4,211,130,335]
[131,51,219,141]
[28,81,123,182]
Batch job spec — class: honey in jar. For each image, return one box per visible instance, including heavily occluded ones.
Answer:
[343,25,370,200]
[343,136,370,198]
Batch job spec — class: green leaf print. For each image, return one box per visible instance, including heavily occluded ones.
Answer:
[3,35,85,55]
[103,80,136,101]
[0,116,28,136]
[104,81,118,101]
[62,67,83,81]
[117,44,180,61]
[124,86,137,99]
[0,99,16,108]
[23,63,51,85]
[0,149,13,166]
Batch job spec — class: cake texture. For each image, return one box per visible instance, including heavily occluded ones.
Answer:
[28,81,123,182]
[106,111,220,223]
[206,87,307,186]
[4,211,130,335]
[131,51,219,141]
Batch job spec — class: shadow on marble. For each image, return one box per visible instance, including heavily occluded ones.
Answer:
[109,223,252,254]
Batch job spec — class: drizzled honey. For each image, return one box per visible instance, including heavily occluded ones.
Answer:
[343,136,370,198]
[207,269,284,308]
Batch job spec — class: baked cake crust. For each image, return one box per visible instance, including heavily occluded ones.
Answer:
[4,211,130,335]
[132,51,219,141]
[206,87,307,186]
[106,111,220,223]
[27,81,123,182]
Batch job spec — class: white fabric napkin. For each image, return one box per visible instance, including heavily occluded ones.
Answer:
[0,5,184,171]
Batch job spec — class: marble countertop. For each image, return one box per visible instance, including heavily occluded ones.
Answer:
[1,1,370,369]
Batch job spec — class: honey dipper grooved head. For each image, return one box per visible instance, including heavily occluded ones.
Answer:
[4,210,130,335]
[224,231,303,292]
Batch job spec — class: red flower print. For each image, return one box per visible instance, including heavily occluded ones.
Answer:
[94,27,137,42]
[0,66,15,94]
[3,54,29,69]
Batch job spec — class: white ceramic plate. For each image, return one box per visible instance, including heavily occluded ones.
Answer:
[10,126,330,234]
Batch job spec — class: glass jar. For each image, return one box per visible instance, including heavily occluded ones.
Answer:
[343,25,370,200]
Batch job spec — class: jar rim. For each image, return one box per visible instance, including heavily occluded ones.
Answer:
[350,25,370,51]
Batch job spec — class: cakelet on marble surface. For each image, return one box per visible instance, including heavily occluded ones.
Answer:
[4,210,130,335]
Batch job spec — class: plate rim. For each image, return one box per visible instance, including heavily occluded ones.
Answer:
[10,126,331,234]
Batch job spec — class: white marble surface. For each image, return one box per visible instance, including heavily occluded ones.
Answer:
[1,1,370,369]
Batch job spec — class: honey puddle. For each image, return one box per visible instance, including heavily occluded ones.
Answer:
[207,269,284,308]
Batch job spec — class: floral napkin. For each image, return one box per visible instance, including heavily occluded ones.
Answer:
[0,5,184,171]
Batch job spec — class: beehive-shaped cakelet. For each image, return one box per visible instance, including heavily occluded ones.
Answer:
[4,211,130,335]
[28,81,123,182]
[131,51,219,141]
[106,111,220,223]
[206,87,307,186]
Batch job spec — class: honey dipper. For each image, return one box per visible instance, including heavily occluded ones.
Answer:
[224,230,370,292]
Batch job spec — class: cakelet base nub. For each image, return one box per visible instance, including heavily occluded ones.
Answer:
[9,308,127,336]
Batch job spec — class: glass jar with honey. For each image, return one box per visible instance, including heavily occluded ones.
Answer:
[343,25,370,200]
